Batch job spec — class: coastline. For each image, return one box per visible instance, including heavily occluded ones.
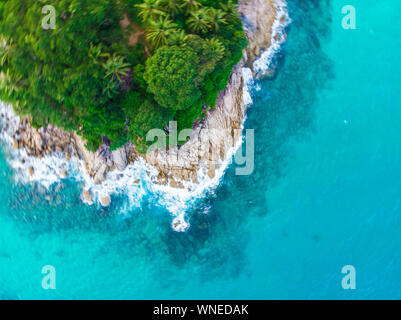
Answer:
[0,0,290,232]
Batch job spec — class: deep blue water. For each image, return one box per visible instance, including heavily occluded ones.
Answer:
[1,0,401,299]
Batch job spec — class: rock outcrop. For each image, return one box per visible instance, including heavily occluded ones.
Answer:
[83,190,92,203]
[145,61,246,184]
[72,132,138,184]
[239,0,276,65]
[13,119,77,160]
[9,0,279,193]
[144,0,277,185]
[100,195,111,207]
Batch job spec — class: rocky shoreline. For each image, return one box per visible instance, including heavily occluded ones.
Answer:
[5,0,286,208]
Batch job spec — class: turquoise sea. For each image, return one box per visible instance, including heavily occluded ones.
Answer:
[1,0,400,299]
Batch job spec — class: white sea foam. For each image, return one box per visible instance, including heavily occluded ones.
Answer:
[0,103,87,190]
[242,67,254,106]
[253,0,291,75]
[0,0,290,232]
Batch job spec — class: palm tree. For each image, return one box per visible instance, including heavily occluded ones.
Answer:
[135,0,166,23]
[220,0,241,23]
[160,0,182,16]
[206,38,225,60]
[167,29,188,45]
[179,0,201,15]
[0,37,12,67]
[186,8,210,34]
[146,17,179,48]
[102,54,130,83]
[88,43,108,66]
[102,54,131,97]
[206,8,227,32]
[0,69,22,96]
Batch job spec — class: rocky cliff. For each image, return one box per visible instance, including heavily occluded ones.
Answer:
[145,0,279,187]
[9,0,281,204]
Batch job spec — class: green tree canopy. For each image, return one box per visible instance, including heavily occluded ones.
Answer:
[144,44,201,111]
[0,0,246,152]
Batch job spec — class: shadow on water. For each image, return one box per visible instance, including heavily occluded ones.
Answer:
[0,0,335,291]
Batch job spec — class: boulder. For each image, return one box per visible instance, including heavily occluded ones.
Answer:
[112,148,127,171]
[13,139,19,149]
[156,171,168,185]
[170,177,184,189]
[83,190,92,203]
[100,195,111,207]
[93,163,107,185]
[32,132,43,149]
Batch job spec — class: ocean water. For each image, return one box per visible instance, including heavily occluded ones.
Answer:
[0,0,401,299]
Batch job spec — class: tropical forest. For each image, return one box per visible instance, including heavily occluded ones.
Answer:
[0,0,247,152]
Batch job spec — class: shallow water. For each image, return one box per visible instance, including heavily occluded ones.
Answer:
[1,0,401,299]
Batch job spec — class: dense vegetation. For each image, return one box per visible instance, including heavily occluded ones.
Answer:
[0,0,246,152]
